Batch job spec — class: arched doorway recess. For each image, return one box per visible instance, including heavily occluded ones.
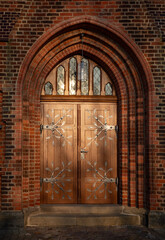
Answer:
[17,16,152,210]
[40,56,118,204]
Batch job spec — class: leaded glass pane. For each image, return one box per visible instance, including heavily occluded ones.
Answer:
[69,57,77,95]
[105,82,113,95]
[81,58,89,95]
[44,82,53,95]
[93,67,101,95]
[57,66,65,95]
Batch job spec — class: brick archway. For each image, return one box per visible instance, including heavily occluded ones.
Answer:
[17,16,153,209]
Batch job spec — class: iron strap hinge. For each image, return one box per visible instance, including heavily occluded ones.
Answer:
[40,124,59,134]
[40,124,50,134]
[40,124,118,133]
[107,177,118,185]
[40,177,53,191]
[108,177,118,191]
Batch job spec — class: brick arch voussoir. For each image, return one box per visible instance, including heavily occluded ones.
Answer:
[31,44,129,102]
[19,17,152,104]
[21,32,146,110]
[18,16,152,94]
[26,43,139,107]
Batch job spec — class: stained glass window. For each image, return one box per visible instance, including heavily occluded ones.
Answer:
[57,65,65,95]
[105,82,113,95]
[93,66,101,95]
[42,56,115,97]
[44,82,53,95]
[69,57,77,95]
[81,58,89,95]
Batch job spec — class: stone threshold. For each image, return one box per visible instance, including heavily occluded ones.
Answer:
[24,204,146,227]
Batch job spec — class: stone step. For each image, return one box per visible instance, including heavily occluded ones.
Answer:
[26,205,142,227]
[40,204,122,214]
[27,213,140,227]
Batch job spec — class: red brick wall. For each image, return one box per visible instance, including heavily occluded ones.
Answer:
[0,90,5,211]
[0,0,164,213]
[0,91,2,211]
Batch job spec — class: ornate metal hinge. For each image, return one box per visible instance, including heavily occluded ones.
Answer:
[100,177,118,185]
[106,177,118,184]
[107,177,118,191]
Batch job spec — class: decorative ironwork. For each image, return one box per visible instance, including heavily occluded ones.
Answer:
[43,108,72,146]
[87,161,116,200]
[42,161,72,200]
[80,108,116,159]
[87,108,115,147]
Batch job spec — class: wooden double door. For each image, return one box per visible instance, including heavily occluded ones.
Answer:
[40,102,117,204]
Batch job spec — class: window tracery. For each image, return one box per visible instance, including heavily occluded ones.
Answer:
[42,56,115,97]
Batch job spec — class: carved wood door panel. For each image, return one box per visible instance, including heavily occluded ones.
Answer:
[40,103,77,204]
[41,102,117,204]
[80,103,117,204]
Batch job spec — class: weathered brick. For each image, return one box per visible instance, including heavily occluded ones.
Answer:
[0,0,164,218]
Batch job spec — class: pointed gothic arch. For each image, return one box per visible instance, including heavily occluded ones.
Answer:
[16,16,153,209]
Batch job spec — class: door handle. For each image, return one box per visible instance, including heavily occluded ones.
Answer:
[81,149,88,154]
[81,148,88,160]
